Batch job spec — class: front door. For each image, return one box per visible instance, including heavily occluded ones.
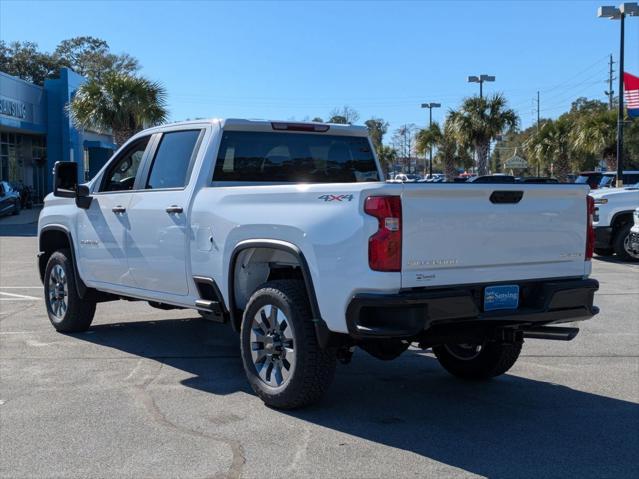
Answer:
[126,129,203,296]
[77,136,151,286]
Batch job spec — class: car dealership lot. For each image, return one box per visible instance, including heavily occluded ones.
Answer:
[1,227,638,479]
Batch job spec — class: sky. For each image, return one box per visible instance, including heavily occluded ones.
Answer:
[1,0,638,138]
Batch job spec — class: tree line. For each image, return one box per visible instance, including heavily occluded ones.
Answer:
[1,37,167,146]
[2,37,637,177]
[327,95,638,181]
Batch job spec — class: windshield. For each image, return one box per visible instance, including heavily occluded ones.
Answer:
[598,175,615,188]
[213,131,379,183]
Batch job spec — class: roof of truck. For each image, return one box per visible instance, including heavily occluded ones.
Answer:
[153,118,370,137]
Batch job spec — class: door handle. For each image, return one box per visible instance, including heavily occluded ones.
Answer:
[112,205,126,214]
[165,205,183,214]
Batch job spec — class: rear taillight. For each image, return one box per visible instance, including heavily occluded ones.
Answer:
[364,196,402,272]
[586,195,595,260]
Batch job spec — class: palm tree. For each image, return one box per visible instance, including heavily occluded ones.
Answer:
[415,122,442,175]
[415,119,461,180]
[448,94,518,176]
[69,72,167,146]
[525,118,572,182]
[571,109,617,170]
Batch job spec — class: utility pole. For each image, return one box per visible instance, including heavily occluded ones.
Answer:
[605,54,616,110]
[536,91,541,176]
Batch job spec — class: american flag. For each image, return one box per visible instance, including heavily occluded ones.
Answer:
[625,72,639,119]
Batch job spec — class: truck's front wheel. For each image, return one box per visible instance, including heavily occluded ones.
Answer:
[613,223,639,262]
[433,341,522,380]
[240,280,337,409]
[44,249,96,332]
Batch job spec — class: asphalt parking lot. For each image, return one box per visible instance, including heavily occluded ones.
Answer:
[1,220,638,479]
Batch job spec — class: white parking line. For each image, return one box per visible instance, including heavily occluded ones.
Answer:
[0,291,40,301]
[0,286,43,289]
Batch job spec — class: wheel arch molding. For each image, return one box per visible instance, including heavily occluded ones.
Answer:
[38,225,87,298]
[227,239,331,347]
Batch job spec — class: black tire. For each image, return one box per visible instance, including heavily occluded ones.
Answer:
[11,200,20,215]
[44,249,96,332]
[612,223,639,262]
[594,247,614,257]
[433,341,522,380]
[240,279,337,409]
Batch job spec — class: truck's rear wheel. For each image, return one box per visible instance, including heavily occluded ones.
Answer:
[433,341,522,380]
[240,280,337,409]
[44,249,96,332]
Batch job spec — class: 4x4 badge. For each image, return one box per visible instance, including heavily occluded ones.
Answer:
[318,194,354,202]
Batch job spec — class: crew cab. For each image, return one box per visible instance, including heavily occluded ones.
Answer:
[590,183,639,261]
[38,119,599,409]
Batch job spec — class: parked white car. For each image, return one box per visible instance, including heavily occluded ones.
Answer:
[590,183,639,261]
[393,173,421,182]
[628,207,639,257]
[38,119,599,408]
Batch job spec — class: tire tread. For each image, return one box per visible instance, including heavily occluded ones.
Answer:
[241,279,336,409]
[44,249,96,333]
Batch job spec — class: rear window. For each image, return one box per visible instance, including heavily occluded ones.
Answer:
[212,131,379,183]
[576,174,601,187]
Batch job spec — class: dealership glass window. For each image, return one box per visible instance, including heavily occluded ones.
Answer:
[31,136,47,203]
[83,148,90,181]
[0,132,20,183]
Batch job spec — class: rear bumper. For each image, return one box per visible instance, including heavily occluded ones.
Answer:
[345,278,599,340]
[594,226,613,249]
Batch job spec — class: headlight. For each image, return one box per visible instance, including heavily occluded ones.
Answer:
[593,198,608,205]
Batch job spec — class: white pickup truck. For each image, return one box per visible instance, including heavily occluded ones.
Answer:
[38,119,599,408]
[590,184,639,261]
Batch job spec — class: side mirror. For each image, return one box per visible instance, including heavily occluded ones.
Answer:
[53,161,92,209]
[53,161,78,198]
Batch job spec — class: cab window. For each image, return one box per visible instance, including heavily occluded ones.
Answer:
[100,137,150,192]
[145,130,201,189]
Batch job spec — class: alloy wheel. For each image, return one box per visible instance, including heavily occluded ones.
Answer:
[48,264,68,319]
[444,343,484,361]
[250,304,296,387]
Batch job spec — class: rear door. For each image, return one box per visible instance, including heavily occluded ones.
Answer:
[126,128,204,296]
[400,183,589,288]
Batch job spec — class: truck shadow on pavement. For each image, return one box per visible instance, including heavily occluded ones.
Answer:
[77,317,638,478]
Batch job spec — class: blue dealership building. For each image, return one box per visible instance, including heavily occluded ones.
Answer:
[0,68,115,202]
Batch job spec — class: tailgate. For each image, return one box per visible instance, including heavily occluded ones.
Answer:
[401,184,589,288]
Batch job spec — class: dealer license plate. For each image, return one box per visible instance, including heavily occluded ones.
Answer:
[484,285,520,312]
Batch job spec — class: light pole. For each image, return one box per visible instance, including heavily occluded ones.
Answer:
[467,74,496,98]
[598,2,639,186]
[421,102,441,177]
